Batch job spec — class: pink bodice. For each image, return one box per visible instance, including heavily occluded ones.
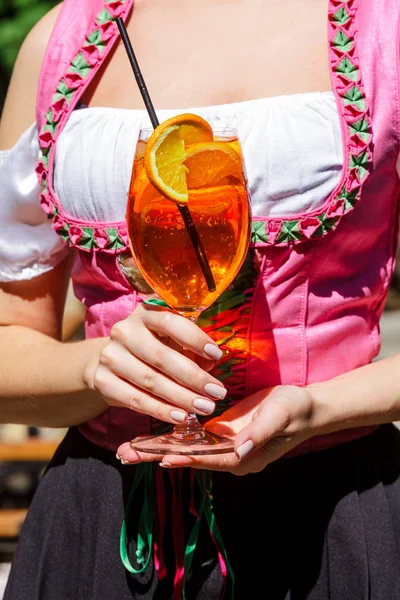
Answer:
[35,0,400,452]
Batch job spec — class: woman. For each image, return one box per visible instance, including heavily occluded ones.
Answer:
[1,0,400,598]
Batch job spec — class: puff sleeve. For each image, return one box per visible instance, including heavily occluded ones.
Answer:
[0,124,69,282]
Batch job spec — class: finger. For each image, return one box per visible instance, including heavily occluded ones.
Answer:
[234,399,291,461]
[117,444,244,474]
[100,342,217,417]
[185,349,217,372]
[110,321,227,401]
[138,304,223,361]
[234,435,308,475]
[158,452,240,472]
[116,441,131,458]
[166,340,215,371]
[166,337,184,354]
[117,443,160,464]
[94,364,189,424]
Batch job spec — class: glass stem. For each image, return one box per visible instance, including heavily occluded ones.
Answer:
[172,413,206,441]
[171,313,207,441]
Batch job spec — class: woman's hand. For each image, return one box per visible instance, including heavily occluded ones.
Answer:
[91,303,227,425]
[117,385,316,474]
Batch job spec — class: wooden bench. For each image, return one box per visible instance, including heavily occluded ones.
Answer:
[0,440,59,463]
[0,440,59,538]
[0,510,27,538]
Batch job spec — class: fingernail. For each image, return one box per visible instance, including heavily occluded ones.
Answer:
[116,453,121,460]
[204,343,223,360]
[160,461,172,468]
[236,440,254,461]
[121,459,130,465]
[193,398,216,414]
[204,383,227,399]
[170,410,187,423]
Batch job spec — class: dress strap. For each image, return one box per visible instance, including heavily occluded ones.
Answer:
[35,0,134,253]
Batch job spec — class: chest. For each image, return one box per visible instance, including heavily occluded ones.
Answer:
[83,0,332,109]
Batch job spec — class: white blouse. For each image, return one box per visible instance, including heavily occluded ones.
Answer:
[0,91,343,282]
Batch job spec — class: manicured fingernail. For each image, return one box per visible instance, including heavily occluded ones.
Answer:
[160,461,172,468]
[236,440,254,461]
[116,453,121,460]
[204,383,227,399]
[121,459,130,465]
[193,398,216,414]
[170,410,187,423]
[204,343,223,360]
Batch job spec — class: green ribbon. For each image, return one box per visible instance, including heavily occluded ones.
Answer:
[183,471,235,599]
[121,466,234,598]
[120,463,155,574]
[123,299,234,596]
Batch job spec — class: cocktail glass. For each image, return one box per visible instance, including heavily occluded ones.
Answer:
[126,126,251,455]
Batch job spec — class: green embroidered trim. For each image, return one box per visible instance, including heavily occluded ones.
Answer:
[338,188,359,210]
[248,0,373,246]
[39,153,49,168]
[342,85,366,110]
[251,221,268,243]
[37,0,129,253]
[96,8,113,24]
[52,80,75,104]
[332,6,350,25]
[38,0,372,253]
[276,220,302,243]
[79,227,98,250]
[332,30,353,53]
[336,57,359,82]
[349,117,371,141]
[349,150,369,180]
[85,29,107,52]
[105,227,126,250]
[69,53,91,78]
[56,221,71,241]
[42,109,57,133]
[315,213,337,236]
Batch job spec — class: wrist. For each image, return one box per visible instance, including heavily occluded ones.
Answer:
[306,374,378,436]
[306,381,343,436]
[80,337,108,392]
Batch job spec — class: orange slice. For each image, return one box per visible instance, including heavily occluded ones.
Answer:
[183,142,242,189]
[144,114,213,204]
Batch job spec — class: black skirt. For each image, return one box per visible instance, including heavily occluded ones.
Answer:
[4,424,400,600]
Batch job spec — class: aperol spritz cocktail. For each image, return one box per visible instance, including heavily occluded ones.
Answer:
[126,117,251,454]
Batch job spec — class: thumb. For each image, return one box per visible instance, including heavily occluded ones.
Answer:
[234,393,291,461]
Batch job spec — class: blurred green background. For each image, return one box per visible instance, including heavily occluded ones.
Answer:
[0,0,57,112]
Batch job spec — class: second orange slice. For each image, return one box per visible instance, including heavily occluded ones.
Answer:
[144,114,213,204]
[184,142,242,189]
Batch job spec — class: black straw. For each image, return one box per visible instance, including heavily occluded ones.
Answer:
[116,17,216,293]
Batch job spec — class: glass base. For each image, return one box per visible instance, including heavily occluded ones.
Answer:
[130,430,235,455]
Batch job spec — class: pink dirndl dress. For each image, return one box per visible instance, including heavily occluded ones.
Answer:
[4,0,400,598]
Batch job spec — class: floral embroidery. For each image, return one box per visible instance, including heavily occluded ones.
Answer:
[37,0,372,251]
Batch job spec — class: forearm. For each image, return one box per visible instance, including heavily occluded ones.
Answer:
[308,353,400,434]
[0,325,108,427]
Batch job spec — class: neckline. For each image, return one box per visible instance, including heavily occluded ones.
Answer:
[74,90,336,117]
[36,0,373,251]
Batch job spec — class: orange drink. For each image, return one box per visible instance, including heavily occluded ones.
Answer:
[127,126,251,318]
